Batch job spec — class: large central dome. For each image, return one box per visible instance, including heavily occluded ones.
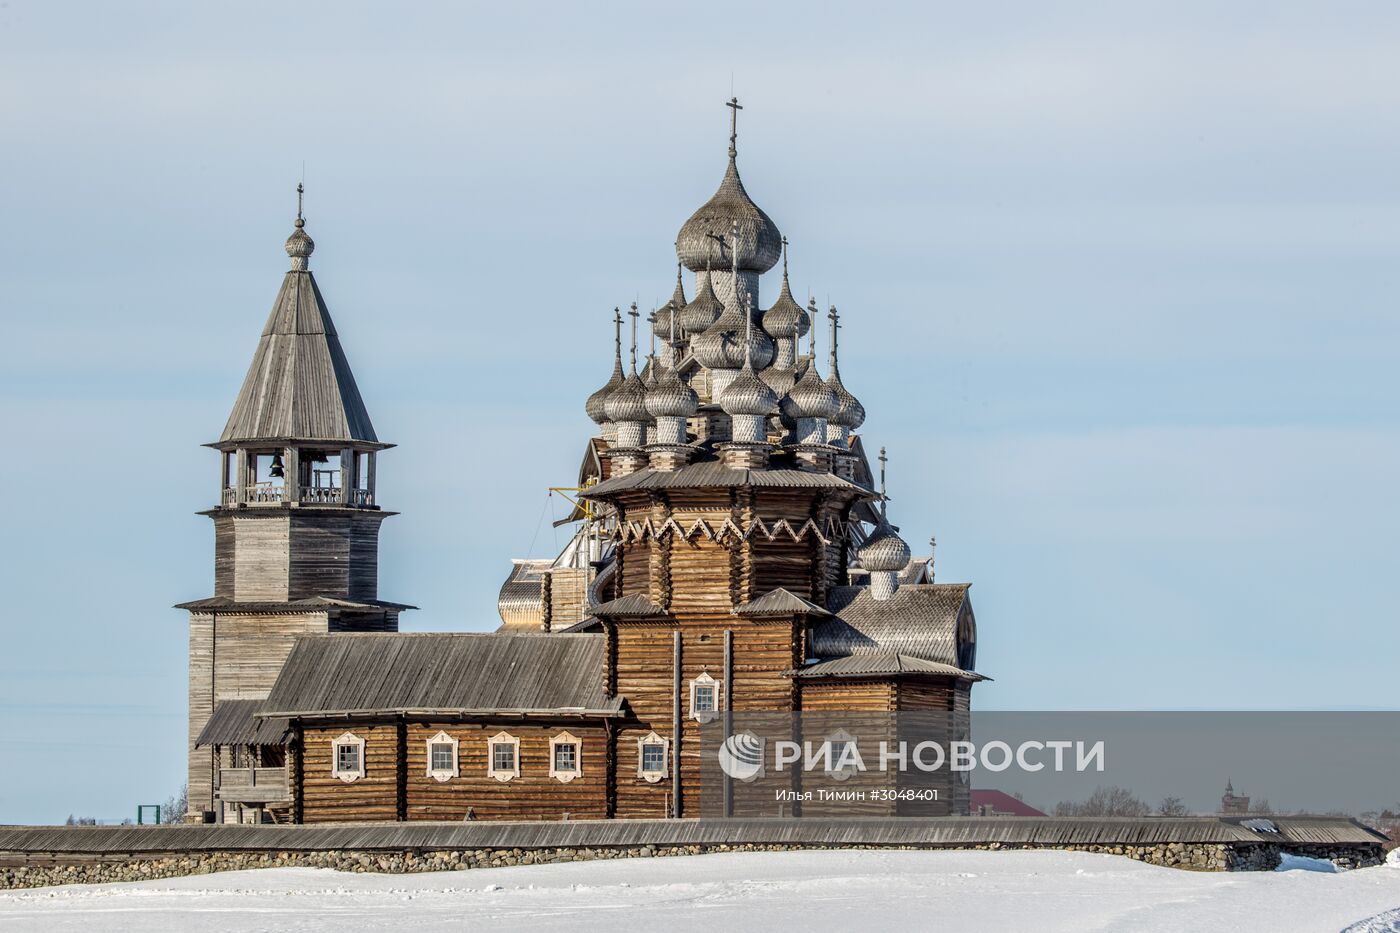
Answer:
[675,100,783,274]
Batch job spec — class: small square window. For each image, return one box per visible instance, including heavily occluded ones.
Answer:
[641,743,666,773]
[492,742,516,773]
[430,742,454,772]
[693,684,716,713]
[337,742,360,774]
[554,743,577,773]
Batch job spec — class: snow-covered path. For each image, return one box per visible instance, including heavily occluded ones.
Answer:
[2,849,1398,932]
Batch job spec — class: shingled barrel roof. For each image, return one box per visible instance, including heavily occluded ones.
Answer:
[259,634,624,719]
[808,583,973,668]
[218,257,380,446]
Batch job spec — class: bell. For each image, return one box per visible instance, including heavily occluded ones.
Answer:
[269,453,285,478]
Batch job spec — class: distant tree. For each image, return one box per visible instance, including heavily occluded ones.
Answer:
[65,815,97,826]
[1253,799,1273,815]
[1054,785,1150,817]
[1156,796,1188,817]
[161,784,188,824]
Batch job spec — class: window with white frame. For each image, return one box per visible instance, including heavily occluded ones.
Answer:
[549,731,583,783]
[637,732,669,782]
[824,729,860,782]
[425,730,459,782]
[487,731,520,782]
[331,732,365,783]
[689,671,720,723]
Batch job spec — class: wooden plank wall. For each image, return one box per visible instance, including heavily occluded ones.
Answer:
[301,724,399,822]
[404,723,608,821]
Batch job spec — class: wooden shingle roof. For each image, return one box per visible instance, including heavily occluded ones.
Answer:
[789,652,986,681]
[260,633,623,719]
[809,583,971,667]
[218,267,380,447]
[196,699,292,747]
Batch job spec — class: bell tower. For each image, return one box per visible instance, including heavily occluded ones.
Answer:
[179,187,412,819]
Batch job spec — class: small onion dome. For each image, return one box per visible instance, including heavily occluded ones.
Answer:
[762,272,810,343]
[783,363,839,424]
[828,373,866,430]
[718,365,779,417]
[680,269,724,337]
[603,371,650,424]
[859,520,911,572]
[676,158,782,274]
[654,267,687,340]
[585,320,626,425]
[285,220,314,263]
[646,367,699,419]
[692,301,776,371]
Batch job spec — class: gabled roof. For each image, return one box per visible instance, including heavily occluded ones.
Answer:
[260,633,624,719]
[788,652,986,681]
[809,583,971,666]
[196,699,291,747]
[590,593,667,618]
[733,588,830,618]
[219,268,379,446]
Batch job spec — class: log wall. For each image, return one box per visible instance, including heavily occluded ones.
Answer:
[300,724,399,823]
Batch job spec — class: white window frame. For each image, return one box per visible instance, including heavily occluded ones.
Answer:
[689,671,721,723]
[487,731,520,783]
[331,732,366,783]
[549,731,583,783]
[425,730,459,783]
[825,728,860,783]
[637,731,669,782]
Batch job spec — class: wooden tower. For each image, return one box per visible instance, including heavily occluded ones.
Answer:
[178,189,412,820]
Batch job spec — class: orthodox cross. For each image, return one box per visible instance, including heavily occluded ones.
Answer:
[295,182,305,227]
[726,96,742,159]
[628,302,640,373]
[878,446,889,516]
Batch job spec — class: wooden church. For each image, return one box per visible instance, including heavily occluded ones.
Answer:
[183,101,985,824]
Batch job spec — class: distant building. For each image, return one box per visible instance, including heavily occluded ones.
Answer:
[971,790,1046,817]
[1220,779,1251,815]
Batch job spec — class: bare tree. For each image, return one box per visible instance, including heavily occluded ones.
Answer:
[1054,785,1150,817]
[1156,796,1188,816]
[161,784,188,824]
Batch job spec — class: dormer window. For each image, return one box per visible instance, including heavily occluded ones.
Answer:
[331,732,365,783]
[425,731,458,783]
[488,731,519,782]
[549,731,582,783]
[689,671,721,723]
[637,732,669,782]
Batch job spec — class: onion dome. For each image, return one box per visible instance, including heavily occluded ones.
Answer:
[692,295,776,371]
[719,363,778,417]
[285,183,315,269]
[654,263,687,341]
[826,304,866,430]
[604,369,650,424]
[859,447,911,572]
[675,98,782,275]
[646,365,699,419]
[762,239,810,343]
[859,520,912,572]
[585,310,625,425]
[784,360,839,424]
[605,306,653,425]
[680,267,724,337]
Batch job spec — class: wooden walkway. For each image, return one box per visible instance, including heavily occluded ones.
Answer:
[0,817,1383,855]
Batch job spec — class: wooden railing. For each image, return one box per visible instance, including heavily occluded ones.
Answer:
[219,487,375,507]
[216,767,290,803]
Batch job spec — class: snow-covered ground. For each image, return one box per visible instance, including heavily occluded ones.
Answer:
[2,849,1399,933]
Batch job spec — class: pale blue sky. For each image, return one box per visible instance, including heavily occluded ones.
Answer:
[1,1,1398,822]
